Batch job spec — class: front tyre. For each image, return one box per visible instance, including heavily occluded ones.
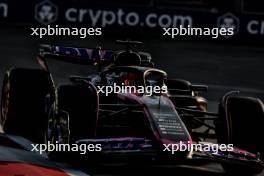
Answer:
[0,68,51,144]
[215,93,264,175]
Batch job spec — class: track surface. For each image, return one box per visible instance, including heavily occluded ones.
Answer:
[0,25,263,175]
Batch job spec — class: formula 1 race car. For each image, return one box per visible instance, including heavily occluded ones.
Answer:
[0,40,263,175]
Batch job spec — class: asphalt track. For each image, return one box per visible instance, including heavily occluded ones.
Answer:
[0,25,264,176]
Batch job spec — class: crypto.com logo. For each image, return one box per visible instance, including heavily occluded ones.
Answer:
[35,0,58,25]
[0,2,8,18]
[217,12,240,38]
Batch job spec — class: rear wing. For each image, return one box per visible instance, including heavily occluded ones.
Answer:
[37,44,153,72]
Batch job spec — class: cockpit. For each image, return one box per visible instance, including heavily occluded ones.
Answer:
[100,66,167,95]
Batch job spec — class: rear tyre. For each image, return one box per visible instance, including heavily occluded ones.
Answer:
[0,68,51,144]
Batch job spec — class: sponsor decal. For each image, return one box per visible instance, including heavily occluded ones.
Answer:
[247,20,264,35]
[0,2,8,18]
[64,7,193,28]
[0,0,263,40]
[35,0,58,25]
